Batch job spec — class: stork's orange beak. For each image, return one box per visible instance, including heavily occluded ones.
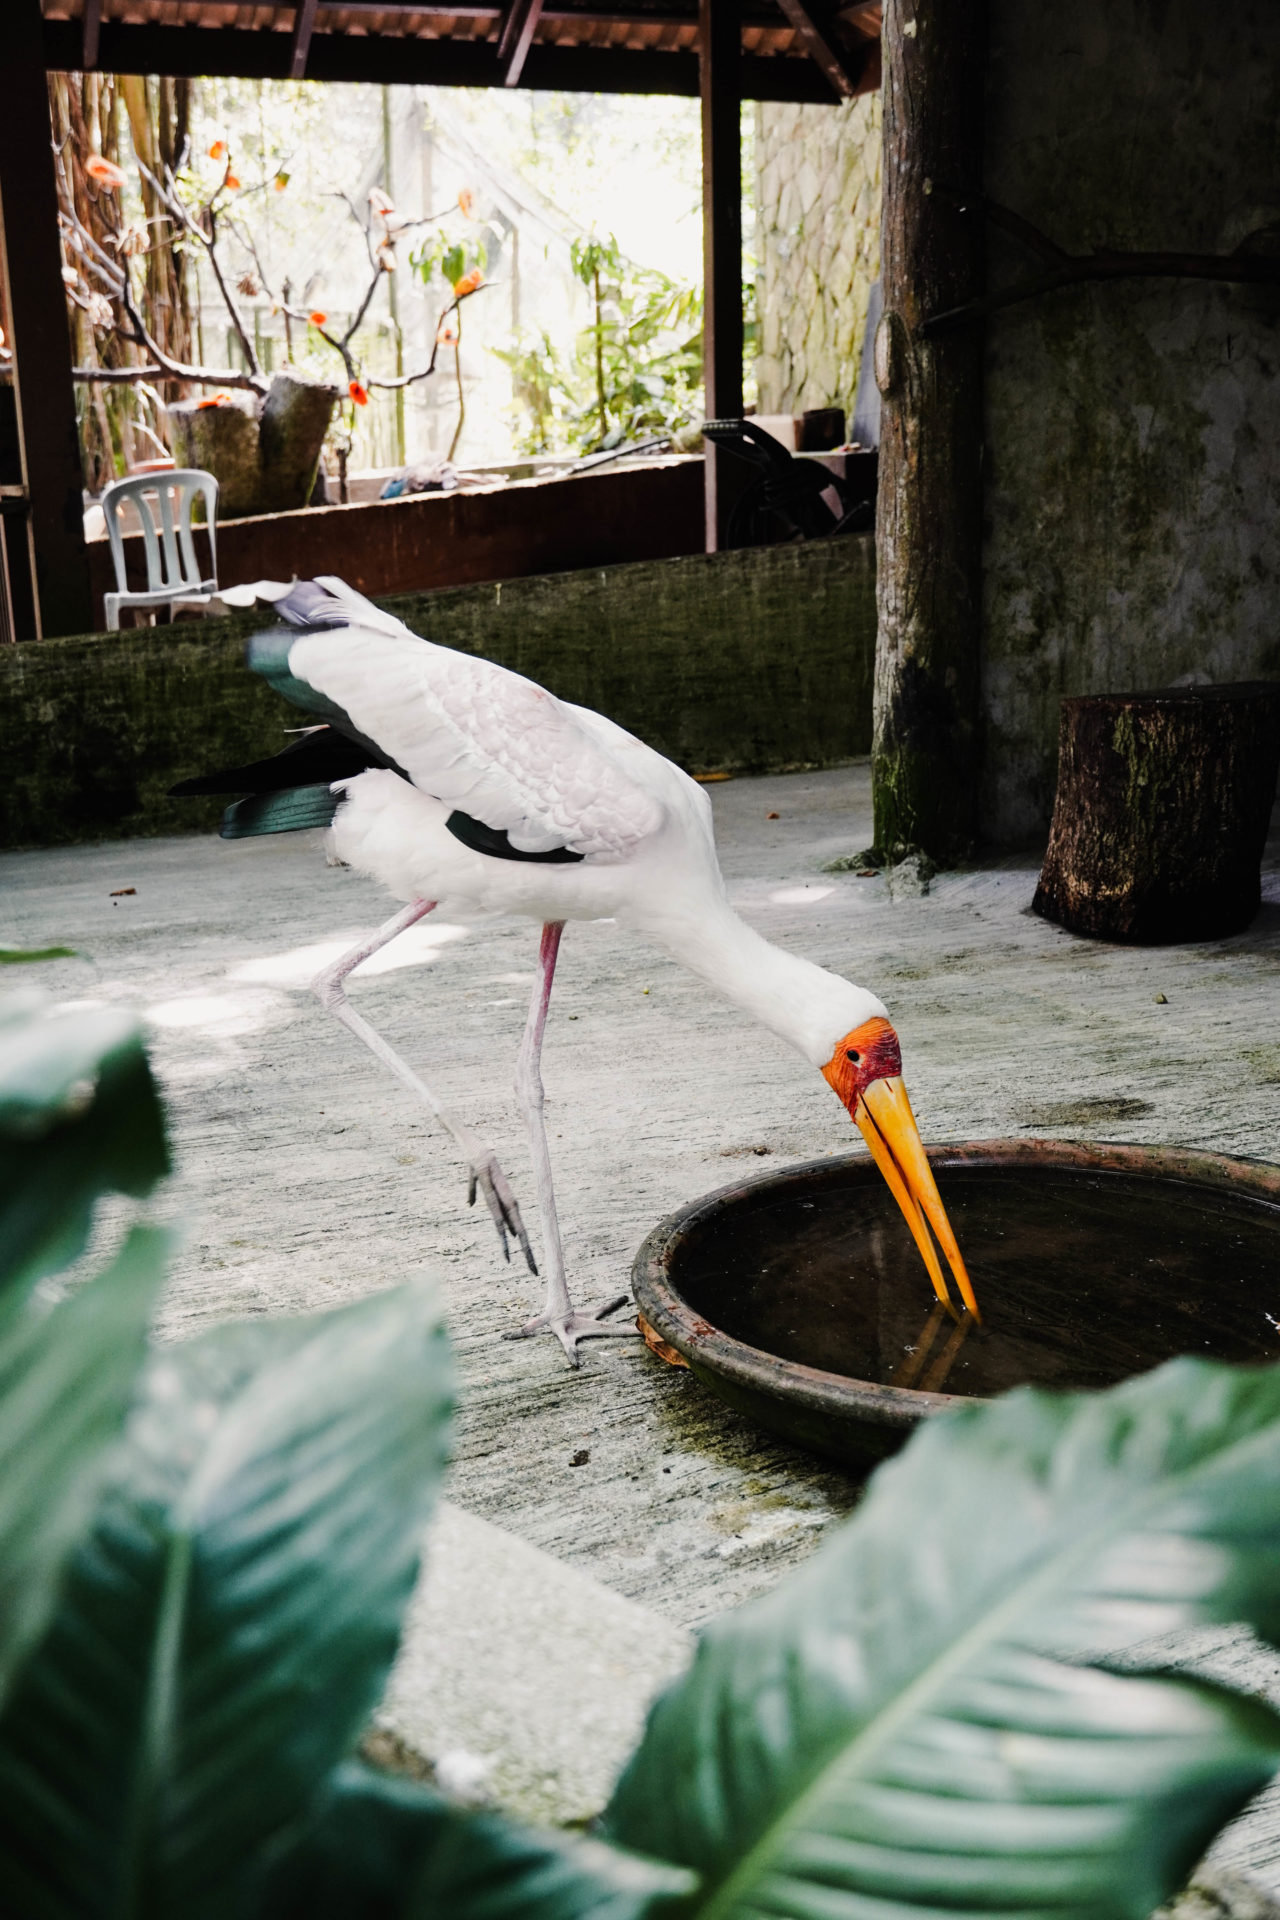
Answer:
[855,1076,979,1319]
[823,1020,980,1320]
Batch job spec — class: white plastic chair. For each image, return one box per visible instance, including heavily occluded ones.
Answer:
[101,469,219,629]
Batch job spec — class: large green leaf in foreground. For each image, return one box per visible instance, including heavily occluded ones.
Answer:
[0,1281,453,1919]
[261,1760,695,1920]
[609,1357,1280,1920]
[0,1225,169,1711]
[0,995,168,1299]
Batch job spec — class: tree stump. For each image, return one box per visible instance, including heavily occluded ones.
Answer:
[169,371,338,520]
[1032,685,1280,943]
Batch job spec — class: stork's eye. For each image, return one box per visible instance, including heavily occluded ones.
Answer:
[846,1049,861,1063]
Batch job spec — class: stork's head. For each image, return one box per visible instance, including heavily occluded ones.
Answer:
[822,1015,979,1320]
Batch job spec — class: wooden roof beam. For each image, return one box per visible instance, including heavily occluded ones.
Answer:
[42,21,842,102]
[291,0,320,78]
[700,0,742,551]
[497,0,546,84]
[82,0,103,70]
[2,0,93,636]
[836,0,882,37]
[773,0,870,98]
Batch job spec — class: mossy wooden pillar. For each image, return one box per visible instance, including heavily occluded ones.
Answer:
[699,0,743,553]
[872,0,984,862]
[0,0,93,639]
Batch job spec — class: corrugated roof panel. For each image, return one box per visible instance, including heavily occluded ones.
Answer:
[45,0,829,57]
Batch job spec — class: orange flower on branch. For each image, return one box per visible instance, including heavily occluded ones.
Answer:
[453,268,483,297]
[308,310,327,327]
[349,380,369,406]
[457,188,475,217]
[85,155,127,190]
[208,140,227,160]
[224,173,241,191]
[437,319,459,347]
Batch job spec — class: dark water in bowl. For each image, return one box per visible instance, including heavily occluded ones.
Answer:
[673,1165,1280,1397]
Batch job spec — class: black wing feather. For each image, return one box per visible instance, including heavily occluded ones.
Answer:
[444,810,583,865]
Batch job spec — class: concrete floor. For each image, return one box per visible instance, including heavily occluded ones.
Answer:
[4,763,1280,1840]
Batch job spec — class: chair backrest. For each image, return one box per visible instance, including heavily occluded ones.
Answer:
[101,469,219,597]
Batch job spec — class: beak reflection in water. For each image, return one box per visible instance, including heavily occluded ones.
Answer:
[824,1019,980,1321]
[889,1297,976,1393]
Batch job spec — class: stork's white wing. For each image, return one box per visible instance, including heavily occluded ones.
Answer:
[286,617,664,858]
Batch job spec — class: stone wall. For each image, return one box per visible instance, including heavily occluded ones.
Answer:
[1,534,875,850]
[982,0,1280,843]
[753,94,882,421]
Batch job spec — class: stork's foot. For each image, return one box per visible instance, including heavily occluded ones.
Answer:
[468,1154,537,1274]
[502,1293,641,1369]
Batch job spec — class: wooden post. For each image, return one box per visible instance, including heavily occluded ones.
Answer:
[872,0,984,862]
[699,0,743,553]
[0,1,93,639]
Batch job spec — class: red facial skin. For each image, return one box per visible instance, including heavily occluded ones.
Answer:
[820,1016,902,1114]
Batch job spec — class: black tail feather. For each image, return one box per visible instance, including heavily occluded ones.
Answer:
[169,724,391,799]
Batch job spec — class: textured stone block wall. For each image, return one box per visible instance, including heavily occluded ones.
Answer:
[753,94,882,422]
[1,535,875,850]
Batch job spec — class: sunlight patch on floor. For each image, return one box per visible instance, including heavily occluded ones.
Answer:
[229,922,470,987]
[768,884,836,906]
[146,990,282,1036]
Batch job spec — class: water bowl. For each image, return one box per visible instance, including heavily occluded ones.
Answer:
[631,1140,1280,1472]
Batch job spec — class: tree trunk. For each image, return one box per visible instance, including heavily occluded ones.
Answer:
[1032,685,1280,944]
[872,0,985,864]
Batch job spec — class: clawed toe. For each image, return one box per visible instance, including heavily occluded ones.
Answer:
[502,1293,641,1368]
[468,1157,538,1274]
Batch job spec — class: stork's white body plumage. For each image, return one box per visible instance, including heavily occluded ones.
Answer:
[288,590,885,1062]
[177,575,975,1363]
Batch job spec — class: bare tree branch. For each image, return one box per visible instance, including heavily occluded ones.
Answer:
[136,157,264,383]
[364,286,487,390]
[56,130,484,421]
[71,362,261,389]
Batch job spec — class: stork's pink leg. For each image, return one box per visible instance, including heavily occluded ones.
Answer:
[505,921,638,1367]
[311,899,535,1271]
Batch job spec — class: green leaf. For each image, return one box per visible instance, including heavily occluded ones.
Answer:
[0,1224,170,1713]
[261,1759,696,1920]
[608,1358,1280,1920]
[0,1281,453,1918]
[0,997,169,1301]
[0,948,77,966]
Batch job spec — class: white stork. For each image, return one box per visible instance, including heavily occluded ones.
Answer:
[173,576,978,1364]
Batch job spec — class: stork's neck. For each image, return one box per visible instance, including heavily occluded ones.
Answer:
[643,888,883,1068]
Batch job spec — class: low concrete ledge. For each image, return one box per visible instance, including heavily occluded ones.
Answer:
[373,1502,692,1828]
[86,456,705,628]
[2,533,874,850]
